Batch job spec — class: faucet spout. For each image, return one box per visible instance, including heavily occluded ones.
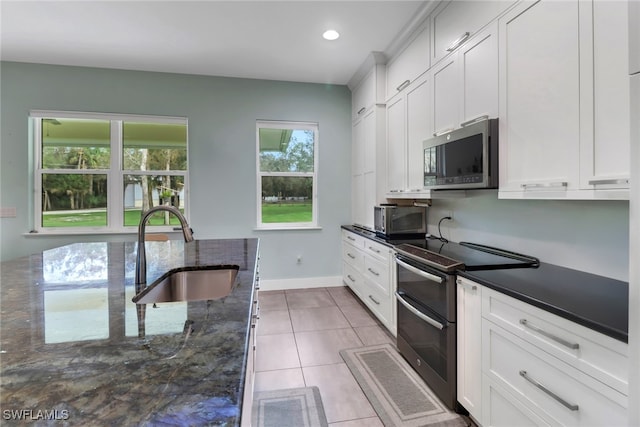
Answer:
[135,205,194,286]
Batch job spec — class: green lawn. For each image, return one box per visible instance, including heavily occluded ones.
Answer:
[42,209,183,228]
[261,203,312,223]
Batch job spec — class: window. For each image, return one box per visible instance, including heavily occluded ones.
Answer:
[256,121,318,229]
[32,111,188,233]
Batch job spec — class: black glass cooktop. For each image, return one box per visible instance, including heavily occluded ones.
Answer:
[393,237,539,272]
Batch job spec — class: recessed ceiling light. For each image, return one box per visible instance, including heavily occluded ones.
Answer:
[322,30,340,41]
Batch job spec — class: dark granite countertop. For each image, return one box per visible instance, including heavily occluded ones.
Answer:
[458,265,628,343]
[341,224,628,343]
[0,238,259,426]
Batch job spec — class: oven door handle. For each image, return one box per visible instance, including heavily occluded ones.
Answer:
[395,258,444,283]
[395,291,445,330]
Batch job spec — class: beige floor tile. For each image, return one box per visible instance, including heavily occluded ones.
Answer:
[326,286,362,307]
[258,291,288,311]
[256,309,292,335]
[339,304,380,328]
[285,288,336,309]
[295,328,363,367]
[329,417,384,427]
[303,363,377,423]
[254,368,305,392]
[353,325,396,346]
[289,306,351,332]
[255,333,300,372]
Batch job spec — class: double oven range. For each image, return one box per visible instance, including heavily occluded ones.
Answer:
[394,239,538,411]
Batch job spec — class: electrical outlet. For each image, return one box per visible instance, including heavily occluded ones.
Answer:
[296,255,302,264]
[444,210,454,221]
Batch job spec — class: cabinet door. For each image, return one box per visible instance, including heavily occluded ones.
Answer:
[581,0,630,189]
[386,95,406,193]
[352,116,364,175]
[457,278,482,422]
[498,0,581,193]
[431,0,515,65]
[362,171,376,229]
[630,0,640,74]
[459,22,499,124]
[352,69,376,121]
[352,173,365,227]
[406,74,431,191]
[386,24,430,101]
[362,108,376,174]
[432,56,459,136]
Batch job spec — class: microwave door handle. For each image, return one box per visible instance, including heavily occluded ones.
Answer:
[395,258,444,283]
[395,292,444,330]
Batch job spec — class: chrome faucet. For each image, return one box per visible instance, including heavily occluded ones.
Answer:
[135,205,194,285]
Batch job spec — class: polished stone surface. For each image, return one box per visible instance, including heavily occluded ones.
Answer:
[0,238,258,425]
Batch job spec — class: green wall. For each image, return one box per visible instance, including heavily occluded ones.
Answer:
[0,61,352,280]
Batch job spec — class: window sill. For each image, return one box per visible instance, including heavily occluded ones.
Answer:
[23,228,182,237]
[254,225,322,231]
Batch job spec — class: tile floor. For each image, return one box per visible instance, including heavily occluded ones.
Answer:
[254,286,396,426]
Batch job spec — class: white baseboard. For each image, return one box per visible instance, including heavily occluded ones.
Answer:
[259,275,344,291]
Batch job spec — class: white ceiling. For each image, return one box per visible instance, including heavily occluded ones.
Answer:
[1,1,431,86]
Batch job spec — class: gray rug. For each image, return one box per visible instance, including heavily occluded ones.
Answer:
[252,386,328,427]
[340,343,467,427]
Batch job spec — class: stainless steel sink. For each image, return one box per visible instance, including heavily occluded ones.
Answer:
[132,265,240,304]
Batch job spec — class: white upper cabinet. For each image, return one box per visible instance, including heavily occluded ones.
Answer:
[352,65,385,122]
[630,0,640,74]
[405,75,432,192]
[432,56,459,136]
[581,0,630,190]
[385,95,406,194]
[385,23,430,102]
[499,0,630,199]
[430,0,515,66]
[498,0,582,194]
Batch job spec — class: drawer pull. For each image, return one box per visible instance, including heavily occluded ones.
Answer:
[396,79,411,92]
[368,246,381,254]
[519,370,579,411]
[519,319,579,350]
[588,178,629,186]
[368,294,380,305]
[347,235,356,241]
[367,267,380,276]
[446,32,470,52]
[347,274,356,283]
[347,252,356,259]
[521,182,568,190]
[357,107,366,115]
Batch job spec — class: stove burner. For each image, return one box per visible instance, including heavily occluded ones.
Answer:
[395,243,464,273]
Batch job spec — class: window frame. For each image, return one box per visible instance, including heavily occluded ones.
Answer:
[31,110,189,235]
[255,120,319,230]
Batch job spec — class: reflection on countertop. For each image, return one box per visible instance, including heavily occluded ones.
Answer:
[0,238,259,426]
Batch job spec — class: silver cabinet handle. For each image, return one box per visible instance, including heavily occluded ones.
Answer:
[521,182,568,190]
[357,107,366,115]
[368,246,381,254]
[347,235,356,241]
[347,252,356,259]
[395,292,444,330]
[396,79,411,92]
[588,178,629,186]
[461,115,489,128]
[368,295,380,305]
[433,128,455,137]
[346,274,356,283]
[396,258,444,283]
[446,32,470,52]
[519,370,579,411]
[457,279,477,291]
[367,267,380,276]
[519,319,579,350]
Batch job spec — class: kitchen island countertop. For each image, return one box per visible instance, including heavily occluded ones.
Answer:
[0,238,259,425]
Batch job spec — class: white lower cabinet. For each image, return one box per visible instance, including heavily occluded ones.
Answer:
[457,278,629,426]
[341,229,396,335]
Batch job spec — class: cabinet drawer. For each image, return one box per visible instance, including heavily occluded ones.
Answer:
[362,239,389,261]
[361,277,393,330]
[483,322,627,426]
[482,287,628,395]
[363,255,389,295]
[342,242,364,272]
[342,230,364,248]
[342,262,364,295]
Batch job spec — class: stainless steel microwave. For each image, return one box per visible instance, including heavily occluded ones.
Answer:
[423,117,498,190]
[374,205,426,238]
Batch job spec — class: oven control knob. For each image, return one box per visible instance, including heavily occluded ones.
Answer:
[416,358,421,367]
